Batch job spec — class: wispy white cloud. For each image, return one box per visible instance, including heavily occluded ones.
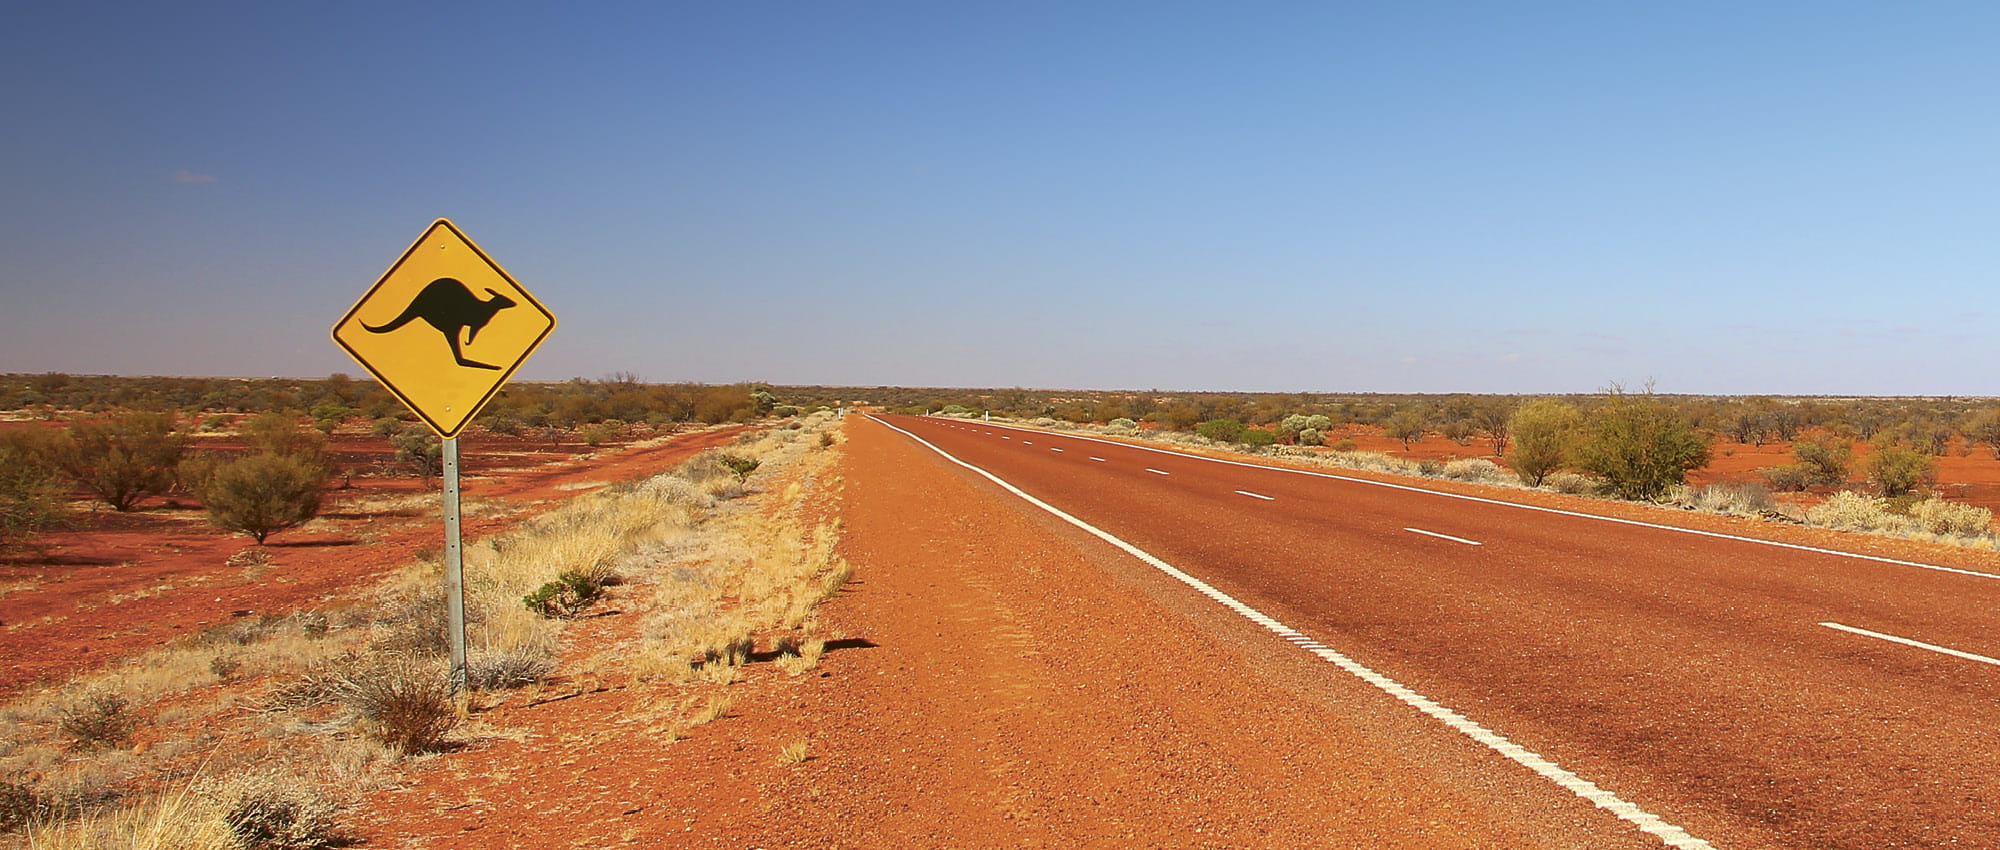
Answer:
[169,169,215,184]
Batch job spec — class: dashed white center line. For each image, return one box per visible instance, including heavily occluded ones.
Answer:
[1023,441,1033,445]
[1235,490,1275,501]
[1089,457,1107,462]
[1405,527,1483,546]
[1821,622,2000,668]
[1145,468,1170,476]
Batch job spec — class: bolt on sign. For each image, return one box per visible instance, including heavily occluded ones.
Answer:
[332,219,556,437]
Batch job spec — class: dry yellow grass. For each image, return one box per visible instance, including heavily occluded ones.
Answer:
[0,412,850,845]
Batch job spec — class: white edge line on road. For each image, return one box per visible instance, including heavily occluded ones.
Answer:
[1235,490,1276,501]
[1820,622,2000,668]
[932,417,1995,582]
[1406,527,1483,546]
[1145,468,1170,476]
[875,415,1713,850]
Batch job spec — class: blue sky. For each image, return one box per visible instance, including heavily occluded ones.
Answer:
[4,2,1998,395]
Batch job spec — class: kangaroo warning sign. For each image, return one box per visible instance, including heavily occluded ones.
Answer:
[333,219,555,437]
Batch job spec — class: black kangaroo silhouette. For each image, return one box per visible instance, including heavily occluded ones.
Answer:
[362,277,518,370]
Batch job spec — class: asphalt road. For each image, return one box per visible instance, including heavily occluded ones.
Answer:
[876,414,2000,849]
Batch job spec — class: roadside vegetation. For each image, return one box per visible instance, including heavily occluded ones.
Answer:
[0,376,848,847]
[907,386,2000,553]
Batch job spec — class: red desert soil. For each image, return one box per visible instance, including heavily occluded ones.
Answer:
[349,418,1657,849]
[0,425,747,700]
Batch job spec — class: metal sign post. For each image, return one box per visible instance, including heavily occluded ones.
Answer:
[442,437,467,692]
[333,219,555,697]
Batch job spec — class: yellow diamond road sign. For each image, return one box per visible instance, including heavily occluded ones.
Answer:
[333,219,555,438]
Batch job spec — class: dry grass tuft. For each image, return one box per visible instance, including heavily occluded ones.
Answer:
[55,692,137,752]
[337,654,458,754]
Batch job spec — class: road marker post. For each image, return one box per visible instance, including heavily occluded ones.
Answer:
[333,218,555,692]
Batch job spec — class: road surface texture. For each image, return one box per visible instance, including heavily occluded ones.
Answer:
[877,414,2000,849]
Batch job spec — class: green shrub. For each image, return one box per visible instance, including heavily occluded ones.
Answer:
[1384,409,1428,449]
[1507,399,1582,487]
[1868,443,1936,497]
[1239,429,1276,448]
[717,453,760,483]
[198,453,331,544]
[1761,463,1816,493]
[524,570,605,618]
[1196,419,1246,443]
[1574,388,1710,501]
[0,428,68,548]
[1297,428,1324,447]
[56,410,188,511]
[389,427,442,485]
[1792,435,1851,486]
[579,423,618,447]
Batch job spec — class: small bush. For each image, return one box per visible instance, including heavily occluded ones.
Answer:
[1507,399,1582,487]
[1909,498,1993,537]
[389,427,442,485]
[1239,429,1276,448]
[465,647,556,690]
[57,411,189,511]
[1806,491,1910,534]
[0,428,68,549]
[372,595,453,657]
[220,777,342,850]
[523,570,604,618]
[1195,419,1247,443]
[1330,438,1357,452]
[339,655,458,754]
[198,453,332,544]
[1574,388,1710,501]
[717,453,760,483]
[1107,418,1138,430]
[1296,428,1324,447]
[1869,444,1936,497]
[0,781,48,833]
[578,423,618,447]
[1793,435,1852,486]
[210,653,244,681]
[57,692,137,751]
[1761,464,1816,493]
